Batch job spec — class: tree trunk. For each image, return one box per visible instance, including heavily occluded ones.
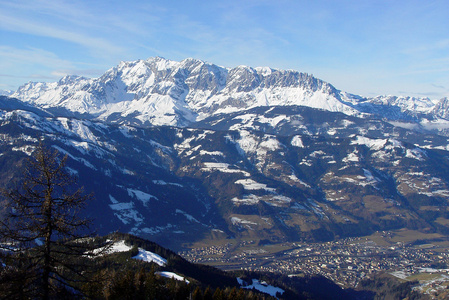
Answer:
[43,194,52,300]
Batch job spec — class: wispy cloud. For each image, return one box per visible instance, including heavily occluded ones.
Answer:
[0,13,124,57]
[0,46,74,70]
[431,83,446,90]
[0,46,105,90]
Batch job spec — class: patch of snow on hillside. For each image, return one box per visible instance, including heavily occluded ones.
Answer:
[237,278,284,298]
[109,195,118,203]
[232,195,260,205]
[175,209,200,223]
[234,113,257,123]
[259,136,282,152]
[231,217,258,225]
[132,249,167,266]
[287,174,311,188]
[405,148,426,160]
[291,135,304,147]
[119,125,136,138]
[299,158,313,166]
[71,120,97,142]
[272,195,292,204]
[148,139,172,154]
[174,135,196,154]
[327,128,337,135]
[306,199,326,219]
[202,162,250,176]
[199,150,224,156]
[109,197,143,225]
[236,130,258,155]
[363,169,381,185]
[351,136,387,150]
[431,190,449,197]
[119,168,134,175]
[52,146,97,170]
[341,119,355,127]
[155,271,189,283]
[65,167,78,176]
[127,188,158,206]
[258,115,288,127]
[69,140,109,158]
[138,224,174,235]
[70,141,90,155]
[390,271,408,280]
[234,179,275,192]
[342,150,360,163]
[152,180,183,187]
[386,139,404,150]
[90,240,167,267]
[309,150,326,158]
[109,202,134,211]
[12,145,35,156]
[91,240,133,255]
[56,117,70,130]
[104,240,132,254]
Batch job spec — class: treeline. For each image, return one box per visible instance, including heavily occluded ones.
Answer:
[1,233,277,300]
[357,274,430,300]
[85,266,274,300]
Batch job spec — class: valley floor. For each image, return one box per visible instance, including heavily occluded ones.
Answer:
[179,229,449,299]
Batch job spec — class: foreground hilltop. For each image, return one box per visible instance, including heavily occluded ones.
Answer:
[0,232,422,299]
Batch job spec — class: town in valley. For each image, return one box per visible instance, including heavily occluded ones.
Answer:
[180,229,449,298]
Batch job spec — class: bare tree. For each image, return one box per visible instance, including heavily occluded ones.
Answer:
[0,142,100,299]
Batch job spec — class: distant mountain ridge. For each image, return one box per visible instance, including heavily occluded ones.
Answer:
[11,57,449,130]
[1,101,449,249]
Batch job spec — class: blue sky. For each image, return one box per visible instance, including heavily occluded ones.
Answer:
[1,0,448,99]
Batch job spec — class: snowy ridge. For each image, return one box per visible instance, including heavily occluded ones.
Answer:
[237,277,284,298]
[7,57,371,127]
[90,240,167,266]
[9,57,449,131]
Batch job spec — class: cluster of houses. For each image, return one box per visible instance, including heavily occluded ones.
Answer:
[180,234,449,290]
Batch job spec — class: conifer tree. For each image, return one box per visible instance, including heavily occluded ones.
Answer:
[192,286,203,300]
[0,142,98,299]
[212,287,224,300]
[203,286,213,300]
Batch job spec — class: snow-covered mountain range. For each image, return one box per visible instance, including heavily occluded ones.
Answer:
[2,57,449,248]
[10,57,449,130]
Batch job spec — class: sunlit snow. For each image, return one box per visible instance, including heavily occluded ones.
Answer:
[155,271,189,283]
[90,240,167,266]
[127,188,158,206]
[133,249,167,266]
[291,135,304,148]
[237,278,284,298]
[234,179,275,192]
[351,135,387,150]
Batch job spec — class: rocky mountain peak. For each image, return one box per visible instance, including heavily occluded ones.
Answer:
[432,97,449,119]
[9,57,449,129]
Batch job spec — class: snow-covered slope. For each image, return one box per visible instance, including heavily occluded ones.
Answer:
[2,104,449,246]
[432,97,449,119]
